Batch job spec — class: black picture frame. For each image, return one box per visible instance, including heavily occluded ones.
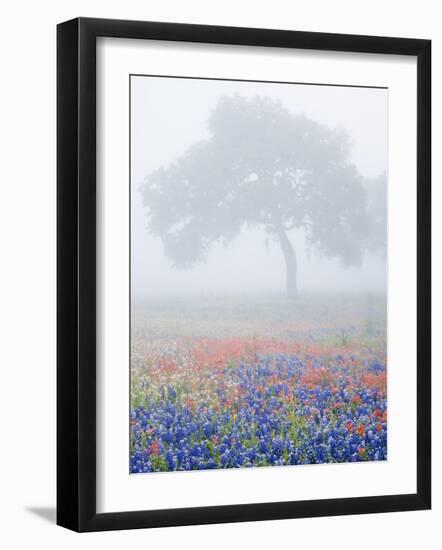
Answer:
[57,17,431,532]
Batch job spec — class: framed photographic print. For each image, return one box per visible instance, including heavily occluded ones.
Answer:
[57,17,431,532]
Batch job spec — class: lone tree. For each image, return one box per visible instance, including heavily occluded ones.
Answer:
[142,95,371,297]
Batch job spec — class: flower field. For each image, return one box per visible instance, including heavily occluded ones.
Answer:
[130,294,387,473]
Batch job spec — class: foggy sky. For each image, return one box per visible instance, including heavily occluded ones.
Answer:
[131,76,387,297]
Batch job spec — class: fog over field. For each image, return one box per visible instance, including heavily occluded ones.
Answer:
[130,76,388,473]
[130,76,387,298]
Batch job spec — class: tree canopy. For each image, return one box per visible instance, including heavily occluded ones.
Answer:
[142,95,376,296]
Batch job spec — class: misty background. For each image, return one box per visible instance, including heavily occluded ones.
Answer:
[130,76,387,298]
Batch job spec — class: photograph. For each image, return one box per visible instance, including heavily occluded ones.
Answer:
[129,75,388,474]
[0,1,434,543]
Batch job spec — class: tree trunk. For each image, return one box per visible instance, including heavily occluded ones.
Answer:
[277,228,298,298]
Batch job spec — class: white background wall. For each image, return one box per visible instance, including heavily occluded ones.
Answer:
[0,0,439,547]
